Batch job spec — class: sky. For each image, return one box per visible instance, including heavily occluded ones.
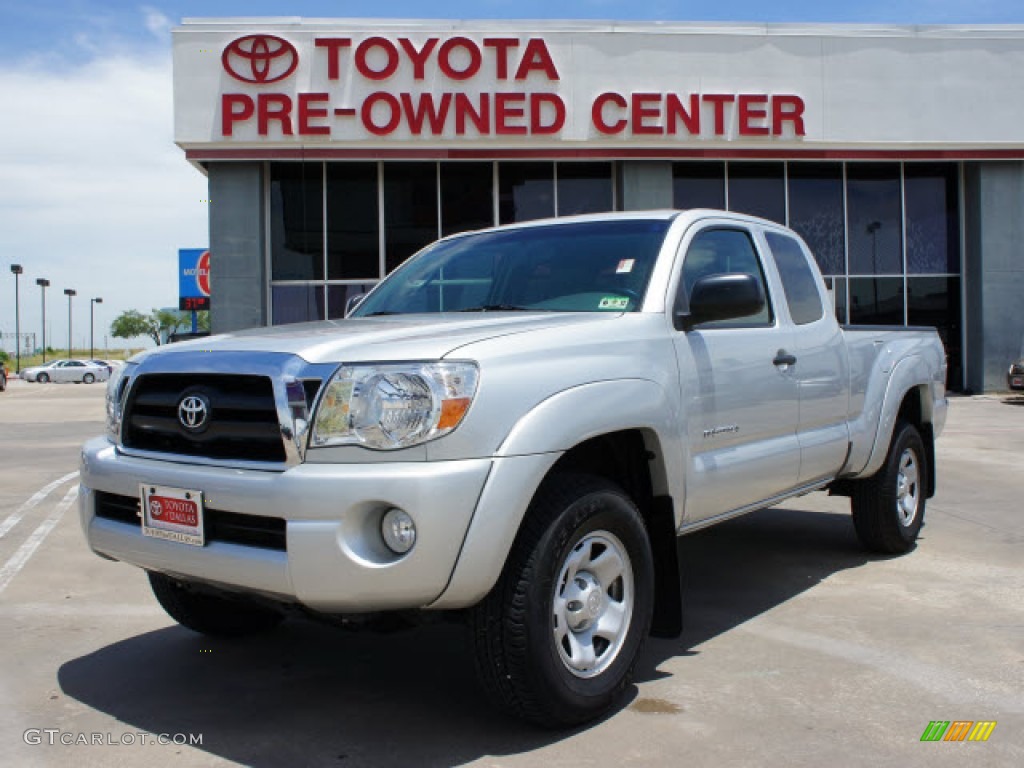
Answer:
[1,1,1022,355]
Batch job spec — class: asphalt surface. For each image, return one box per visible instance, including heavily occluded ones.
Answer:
[0,378,1021,767]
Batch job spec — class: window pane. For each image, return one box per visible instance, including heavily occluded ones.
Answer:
[441,162,494,236]
[787,163,845,275]
[908,276,962,390]
[905,163,960,274]
[849,277,904,325]
[326,163,379,280]
[498,162,554,224]
[383,163,438,274]
[727,162,785,223]
[830,277,848,324]
[681,228,773,327]
[556,162,613,216]
[847,164,902,274]
[272,284,325,325]
[672,162,725,209]
[270,163,324,280]
[764,232,824,325]
[327,283,378,320]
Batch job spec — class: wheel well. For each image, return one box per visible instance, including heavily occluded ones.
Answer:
[550,431,655,514]
[897,387,936,499]
[547,430,682,638]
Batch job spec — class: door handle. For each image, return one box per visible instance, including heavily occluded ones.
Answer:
[773,350,797,367]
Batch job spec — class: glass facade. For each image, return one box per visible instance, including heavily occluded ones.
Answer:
[727,162,786,223]
[267,158,963,390]
[673,160,963,389]
[270,161,615,325]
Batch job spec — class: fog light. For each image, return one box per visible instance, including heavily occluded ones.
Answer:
[381,508,416,554]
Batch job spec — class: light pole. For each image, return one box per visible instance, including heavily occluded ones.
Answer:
[63,289,76,359]
[10,264,23,373]
[866,221,881,314]
[36,278,50,363]
[89,297,103,358]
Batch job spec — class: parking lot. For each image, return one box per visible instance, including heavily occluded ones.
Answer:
[0,379,1021,767]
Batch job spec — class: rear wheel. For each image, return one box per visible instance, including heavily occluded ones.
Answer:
[37,373,49,383]
[851,421,927,554]
[470,474,654,727]
[149,572,284,637]
[82,373,95,384]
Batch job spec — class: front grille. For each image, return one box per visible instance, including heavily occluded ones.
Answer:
[122,374,286,463]
[94,491,286,551]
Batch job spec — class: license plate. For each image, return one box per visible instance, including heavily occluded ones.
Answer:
[140,484,205,547]
[1013,376,1023,387]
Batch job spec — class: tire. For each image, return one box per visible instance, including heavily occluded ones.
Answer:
[851,421,927,554]
[470,473,654,727]
[37,373,49,383]
[149,572,284,637]
[0,374,6,391]
[83,373,95,384]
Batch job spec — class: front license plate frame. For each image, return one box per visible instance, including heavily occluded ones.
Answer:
[140,484,205,547]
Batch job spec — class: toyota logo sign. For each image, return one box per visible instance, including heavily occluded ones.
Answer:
[222,34,298,84]
[178,394,211,431]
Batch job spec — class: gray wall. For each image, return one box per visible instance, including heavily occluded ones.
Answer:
[208,163,266,333]
[618,161,673,210]
[964,162,1024,392]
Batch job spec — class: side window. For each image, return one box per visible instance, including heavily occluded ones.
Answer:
[765,232,825,325]
[680,228,773,327]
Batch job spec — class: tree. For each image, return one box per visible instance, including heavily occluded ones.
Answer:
[110,309,189,346]
[155,309,188,341]
[110,310,158,345]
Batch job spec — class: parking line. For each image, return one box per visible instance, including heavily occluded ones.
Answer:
[0,471,79,541]
[0,485,80,596]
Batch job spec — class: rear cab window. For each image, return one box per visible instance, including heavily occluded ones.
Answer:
[764,231,825,325]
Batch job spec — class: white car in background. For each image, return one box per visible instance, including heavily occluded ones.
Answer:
[21,359,110,384]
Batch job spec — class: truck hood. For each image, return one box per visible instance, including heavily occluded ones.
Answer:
[140,313,621,364]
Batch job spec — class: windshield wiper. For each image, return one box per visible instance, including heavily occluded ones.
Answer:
[457,304,531,312]
[363,310,404,316]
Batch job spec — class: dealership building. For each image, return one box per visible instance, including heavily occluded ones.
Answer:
[173,19,1024,392]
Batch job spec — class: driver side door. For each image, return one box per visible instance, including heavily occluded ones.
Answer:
[671,222,801,524]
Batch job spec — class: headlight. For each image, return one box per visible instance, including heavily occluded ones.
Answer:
[105,363,135,441]
[310,362,478,450]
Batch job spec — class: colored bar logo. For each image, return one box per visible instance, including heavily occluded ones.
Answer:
[920,721,996,742]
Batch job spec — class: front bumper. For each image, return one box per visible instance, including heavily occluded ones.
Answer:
[80,437,500,612]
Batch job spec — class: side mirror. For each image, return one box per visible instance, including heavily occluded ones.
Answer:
[344,294,366,317]
[673,273,765,331]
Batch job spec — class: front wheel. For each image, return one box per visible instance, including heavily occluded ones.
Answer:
[470,474,654,727]
[82,373,95,384]
[851,421,928,554]
[149,572,284,637]
[37,373,49,383]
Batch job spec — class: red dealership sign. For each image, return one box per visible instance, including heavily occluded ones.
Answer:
[217,33,806,140]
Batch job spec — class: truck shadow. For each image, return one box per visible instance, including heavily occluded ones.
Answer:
[636,505,874,682]
[58,505,876,766]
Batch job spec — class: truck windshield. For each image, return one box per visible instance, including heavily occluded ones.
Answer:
[351,218,672,316]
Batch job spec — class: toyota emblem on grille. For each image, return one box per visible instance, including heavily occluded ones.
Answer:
[178,394,210,431]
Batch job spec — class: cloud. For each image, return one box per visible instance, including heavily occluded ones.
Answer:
[142,5,172,40]
[0,51,207,353]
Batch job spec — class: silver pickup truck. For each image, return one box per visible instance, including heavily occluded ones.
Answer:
[80,210,947,726]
